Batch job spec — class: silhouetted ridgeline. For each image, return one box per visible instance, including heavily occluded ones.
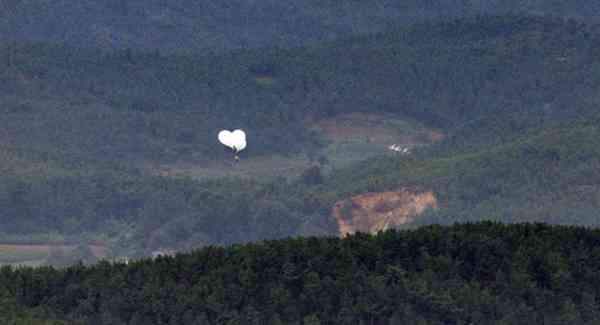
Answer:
[1,222,600,324]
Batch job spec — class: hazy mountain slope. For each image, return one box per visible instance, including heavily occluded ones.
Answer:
[2,15,600,262]
[4,114,596,260]
[2,1,600,52]
[2,15,599,166]
[0,0,464,51]
[325,117,600,227]
[0,147,337,259]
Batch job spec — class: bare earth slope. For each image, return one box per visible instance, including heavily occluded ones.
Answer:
[333,189,437,235]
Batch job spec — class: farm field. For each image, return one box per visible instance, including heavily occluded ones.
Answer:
[0,244,108,266]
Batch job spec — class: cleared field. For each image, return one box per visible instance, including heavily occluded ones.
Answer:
[0,245,49,264]
[152,154,314,180]
[0,244,109,266]
[312,112,439,145]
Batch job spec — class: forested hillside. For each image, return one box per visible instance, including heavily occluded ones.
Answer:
[326,117,600,227]
[2,15,600,263]
[3,115,599,261]
[2,223,600,324]
[2,15,598,162]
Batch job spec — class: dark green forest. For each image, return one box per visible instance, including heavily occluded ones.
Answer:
[2,223,600,324]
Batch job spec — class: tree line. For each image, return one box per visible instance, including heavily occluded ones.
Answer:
[1,222,600,324]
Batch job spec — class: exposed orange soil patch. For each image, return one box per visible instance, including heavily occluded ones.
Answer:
[332,189,437,236]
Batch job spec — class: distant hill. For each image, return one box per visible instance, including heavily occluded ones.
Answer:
[2,15,599,164]
[2,1,600,52]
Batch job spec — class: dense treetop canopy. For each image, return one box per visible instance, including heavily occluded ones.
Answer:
[2,222,600,324]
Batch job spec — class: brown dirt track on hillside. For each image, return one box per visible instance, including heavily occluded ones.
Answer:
[0,244,108,258]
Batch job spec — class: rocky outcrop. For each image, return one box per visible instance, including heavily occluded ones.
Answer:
[332,189,437,236]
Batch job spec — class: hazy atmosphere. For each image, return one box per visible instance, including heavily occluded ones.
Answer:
[1,1,600,324]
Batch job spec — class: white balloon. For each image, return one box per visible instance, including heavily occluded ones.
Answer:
[232,129,246,141]
[218,130,235,149]
[231,129,246,151]
[236,139,247,151]
[218,129,246,152]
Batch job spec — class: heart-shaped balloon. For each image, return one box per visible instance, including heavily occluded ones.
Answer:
[218,129,246,152]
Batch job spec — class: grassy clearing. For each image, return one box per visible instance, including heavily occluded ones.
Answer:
[151,154,314,180]
[0,244,109,266]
